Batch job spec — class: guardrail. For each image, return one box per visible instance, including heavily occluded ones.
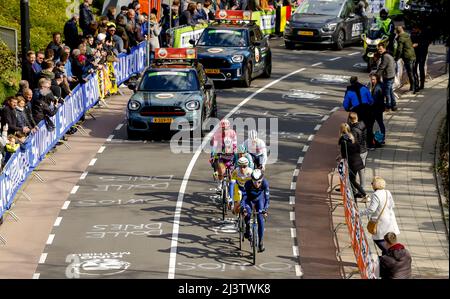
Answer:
[0,41,148,244]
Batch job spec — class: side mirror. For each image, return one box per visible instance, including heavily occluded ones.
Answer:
[128,82,137,91]
[189,39,196,46]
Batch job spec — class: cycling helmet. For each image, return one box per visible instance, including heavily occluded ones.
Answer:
[220,119,230,129]
[249,129,258,141]
[238,157,249,166]
[379,8,389,20]
[251,169,264,181]
[237,144,247,154]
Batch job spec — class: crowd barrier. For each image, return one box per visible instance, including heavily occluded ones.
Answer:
[0,41,148,222]
[337,159,377,279]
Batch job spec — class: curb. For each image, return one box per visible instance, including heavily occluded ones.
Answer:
[434,115,449,238]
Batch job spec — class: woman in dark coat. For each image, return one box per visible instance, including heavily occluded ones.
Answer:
[339,122,368,202]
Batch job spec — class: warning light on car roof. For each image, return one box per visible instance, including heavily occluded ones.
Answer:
[215,10,252,21]
[155,48,197,60]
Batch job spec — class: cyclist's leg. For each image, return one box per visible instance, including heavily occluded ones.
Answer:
[241,200,252,238]
[233,186,243,215]
[255,198,265,246]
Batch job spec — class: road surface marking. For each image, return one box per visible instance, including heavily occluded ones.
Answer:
[106,135,114,142]
[46,234,55,245]
[291,228,297,238]
[291,182,296,190]
[307,134,314,142]
[80,172,88,180]
[168,67,307,279]
[331,106,340,112]
[61,201,70,210]
[297,157,304,164]
[302,145,309,152]
[348,51,360,56]
[295,265,303,277]
[89,158,97,166]
[32,273,40,279]
[289,196,295,205]
[70,186,79,194]
[290,212,295,221]
[314,124,321,131]
[321,115,329,122]
[311,62,322,67]
[293,169,299,178]
[39,253,48,264]
[54,217,62,226]
[293,246,299,257]
[328,57,341,61]
[97,146,106,153]
[115,123,124,130]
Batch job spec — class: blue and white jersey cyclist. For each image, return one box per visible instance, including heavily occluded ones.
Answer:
[241,169,270,253]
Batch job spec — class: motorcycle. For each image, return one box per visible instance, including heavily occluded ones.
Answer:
[361,23,389,72]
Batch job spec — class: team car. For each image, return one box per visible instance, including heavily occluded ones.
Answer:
[283,0,367,50]
[126,48,217,138]
[193,10,272,87]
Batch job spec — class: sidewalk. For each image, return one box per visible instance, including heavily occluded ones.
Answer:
[360,75,449,278]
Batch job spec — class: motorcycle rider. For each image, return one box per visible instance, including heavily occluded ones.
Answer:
[375,8,395,54]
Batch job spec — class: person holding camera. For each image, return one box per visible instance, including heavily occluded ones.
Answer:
[32,78,61,131]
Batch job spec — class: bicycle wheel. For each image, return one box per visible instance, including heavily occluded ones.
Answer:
[252,222,258,265]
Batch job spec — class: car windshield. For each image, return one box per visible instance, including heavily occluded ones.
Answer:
[294,0,342,16]
[197,29,248,47]
[139,70,199,92]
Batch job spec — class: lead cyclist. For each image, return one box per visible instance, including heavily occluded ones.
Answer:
[244,130,267,171]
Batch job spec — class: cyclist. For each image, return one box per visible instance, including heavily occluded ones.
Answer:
[228,156,253,214]
[244,130,267,171]
[209,119,237,193]
[234,144,255,170]
[241,169,270,253]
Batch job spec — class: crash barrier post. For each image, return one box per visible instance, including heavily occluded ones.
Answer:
[0,42,148,243]
[335,159,378,279]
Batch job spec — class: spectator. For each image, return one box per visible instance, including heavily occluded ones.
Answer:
[61,52,78,88]
[87,21,99,37]
[33,51,45,74]
[15,96,37,133]
[64,14,80,51]
[395,26,418,93]
[116,15,131,50]
[379,232,412,279]
[3,134,19,165]
[359,176,400,255]
[179,3,198,26]
[32,78,59,126]
[106,6,117,21]
[194,2,208,22]
[348,112,368,191]
[338,122,368,202]
[51,71,68,99]
[46,32,64,62]
[22,50,38,89]
[343,76,374,135]
[116,5,129,23]
[0,124,8,168]
[85,35,95,55]
[38,60,56,82]
[369,73,386,146]
[1,97,31,135]
[148,13,162,61]
[126,9,138,47]
[21,89,38,131]
[106,24,126,54]
[411,25,432,90]
[203,0,215,21]
[44,48,55,62]
[79,0,95,36]
[16,80,29,97]
[375,43,397,111]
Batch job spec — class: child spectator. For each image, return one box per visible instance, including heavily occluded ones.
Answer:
[4,134,19,165]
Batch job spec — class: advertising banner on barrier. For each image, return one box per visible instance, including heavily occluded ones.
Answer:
[337,159,377,279]
[0,42,147,220]
[172,23,209,48]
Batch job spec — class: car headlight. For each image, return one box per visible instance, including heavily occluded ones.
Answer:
[128,100,141,111]
[321,23,337,33]
[185,100,200,111]
[231,55,244,63]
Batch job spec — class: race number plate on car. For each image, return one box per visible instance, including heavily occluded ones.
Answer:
[298,31,313,36]
[205,69,220,74]
[152,118,173,123]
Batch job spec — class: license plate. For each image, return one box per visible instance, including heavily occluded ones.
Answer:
[205,69,220,74]
[152,118,173,123]
[299,31,314,36]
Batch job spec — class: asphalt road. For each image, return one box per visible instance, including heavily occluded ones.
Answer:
[34,39,446,279]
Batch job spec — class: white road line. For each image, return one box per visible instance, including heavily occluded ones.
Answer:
[297,157,304,164]
[348,51,360,56]
[54,217,62,226]
[290,182,296,190]
[291,228,297,238]
[293,169,299,178]
[311,62,322,67]
[61,201,70,210]
[321,115,329,122]
[115,123,124,130]
[290,211,295,221]
[314,124,321,131]
[331,106,340,112]
[289,196,295,205]
[70,186,79,194]
[80,172,88,180]
[106,135,114,142]
[168,67,307,279]
[295,265,304,277]
[46,234,55,245]
[307,134,314,142]
[88,158,97,166]
[293,246,299,257]
[328,57,341,61]
[32,273,40,279]
[38,253,48,264]
[97,146,106,153]
[302,145,309,152]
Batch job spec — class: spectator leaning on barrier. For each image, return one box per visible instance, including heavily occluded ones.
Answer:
[32,79,59,130]
[359,176,400,255]
[379,232,412,279]
[375,43,397,112]
[1,97,31,135]
[338,122,368,202]
[348,112,368,190]
[80,0,95,36]
[179,3,198,26]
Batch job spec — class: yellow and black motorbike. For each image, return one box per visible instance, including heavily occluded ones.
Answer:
[361,23,389,72]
